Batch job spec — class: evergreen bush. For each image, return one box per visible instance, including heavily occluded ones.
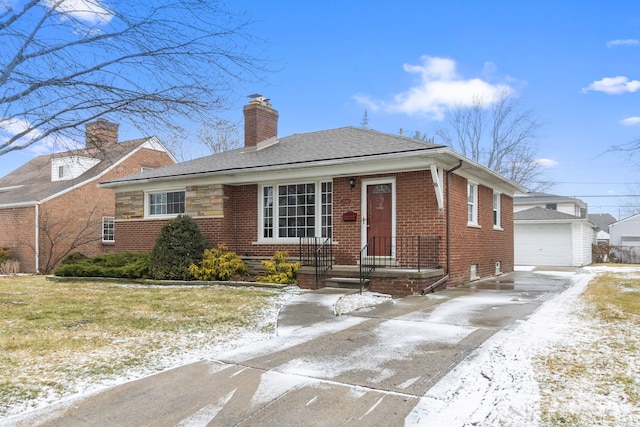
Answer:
[53,252,150,278]
[149,215,209,280]
[256,251,300,284]
[59,252,88,265]
[189,244,248,281]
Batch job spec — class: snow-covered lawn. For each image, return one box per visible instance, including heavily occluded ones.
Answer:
[2,266,639,426]
[406,266,640,426]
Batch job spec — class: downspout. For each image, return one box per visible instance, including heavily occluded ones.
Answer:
[422,160,463,295]
[35,202,40,274]
[445,160,463,278]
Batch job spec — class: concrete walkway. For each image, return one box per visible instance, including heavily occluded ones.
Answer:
[4,269,575,426]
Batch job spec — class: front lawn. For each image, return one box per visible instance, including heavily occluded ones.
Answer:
[0,275,290,417]
[535,270,640,425]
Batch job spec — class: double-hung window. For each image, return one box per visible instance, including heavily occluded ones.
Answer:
[467,182,478,226]
[147,190,185,217]
[493,192,501,228]
[102,217,115,242]
[261,181,332,240]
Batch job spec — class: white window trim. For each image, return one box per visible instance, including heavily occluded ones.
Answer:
[467,181,479,227]
[102,216,115,242]
[144,188,186,219]
[493,191,502,230]
[258,180,332,244]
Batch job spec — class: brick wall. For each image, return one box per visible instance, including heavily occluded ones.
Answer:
[113,167,514,291]
[41,147,174,272]
[0,147,175,273]
[0,206,36,272]
[243,103,278,147]
[446,173,514,285]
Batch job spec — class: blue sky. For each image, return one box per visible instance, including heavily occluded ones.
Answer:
[2,0,640,219]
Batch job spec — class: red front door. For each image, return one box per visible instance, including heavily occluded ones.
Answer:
[366,183,392,256]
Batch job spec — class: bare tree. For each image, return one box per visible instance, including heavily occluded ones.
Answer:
[0,0,267,155]
[436,91,550,191]
[29,204,103,273]
[409,130,435,144]
[197,118,241,154]
[360,110,372,130]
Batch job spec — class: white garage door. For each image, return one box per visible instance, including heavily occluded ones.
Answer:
[515,223,572,266]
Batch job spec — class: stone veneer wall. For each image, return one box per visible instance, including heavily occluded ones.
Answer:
[114,184,225,220]
[185,185,224,217]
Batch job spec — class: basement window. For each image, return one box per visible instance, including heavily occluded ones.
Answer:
[470,264,479,281]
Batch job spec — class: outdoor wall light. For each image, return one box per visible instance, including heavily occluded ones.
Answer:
[349,177,356,189]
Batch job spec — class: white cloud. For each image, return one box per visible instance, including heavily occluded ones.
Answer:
[0,118,41,139]
[582,76,640,95]
[0,118,77,154]
[355,56,514,121]
[620,116,640,125]
[606,39,640,48]
[535,158,558,167]
[44,0,114,25]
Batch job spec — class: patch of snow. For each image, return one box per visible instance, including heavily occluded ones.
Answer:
[404,266,640,426]
[334,291,392,315]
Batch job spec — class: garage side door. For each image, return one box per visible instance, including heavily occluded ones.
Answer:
[515,223,572,266]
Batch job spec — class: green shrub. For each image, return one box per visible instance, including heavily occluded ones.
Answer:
[0,247,12,263]
[149,215,209,280]
[189,245,248,281]
[256,251,300,284]
[59,252,88,265]
[53,252,150,279]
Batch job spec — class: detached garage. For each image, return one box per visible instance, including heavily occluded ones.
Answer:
[515,207,595,267]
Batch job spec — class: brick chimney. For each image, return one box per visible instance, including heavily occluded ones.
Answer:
[85,119,119,150]
[243,95,278,148]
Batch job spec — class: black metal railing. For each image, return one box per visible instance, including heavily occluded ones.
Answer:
[299,237,333,288]
[359,236,440,292]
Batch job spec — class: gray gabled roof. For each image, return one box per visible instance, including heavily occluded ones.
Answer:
[0,138,153,206]
[513,192,586,206]
[515,206,582,221]
[101,127,445,186]
[588,213,617,231]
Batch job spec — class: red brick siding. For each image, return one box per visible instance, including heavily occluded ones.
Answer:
[114,168,514,292]
[445,174,514,285]
[332,176,362,264]
[1,147,174,273]
[0,206,36,272]
[243,104,278,147]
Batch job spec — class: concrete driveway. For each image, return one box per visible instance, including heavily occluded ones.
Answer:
[6,268,574,427]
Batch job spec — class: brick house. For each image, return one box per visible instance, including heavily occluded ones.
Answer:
[0,119,176,273]
[102,97,523,296]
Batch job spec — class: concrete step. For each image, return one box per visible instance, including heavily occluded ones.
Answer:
[324,277,369,289]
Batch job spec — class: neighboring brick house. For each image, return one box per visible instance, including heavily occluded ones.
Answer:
[102,97,523,296]
[0,119,176,273]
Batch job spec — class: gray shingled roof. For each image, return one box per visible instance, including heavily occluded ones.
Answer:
[0,138,151,206]
[515,207,581,221]
[102,127,444,185]
[588,213,617,231]
[514,192,586,206]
